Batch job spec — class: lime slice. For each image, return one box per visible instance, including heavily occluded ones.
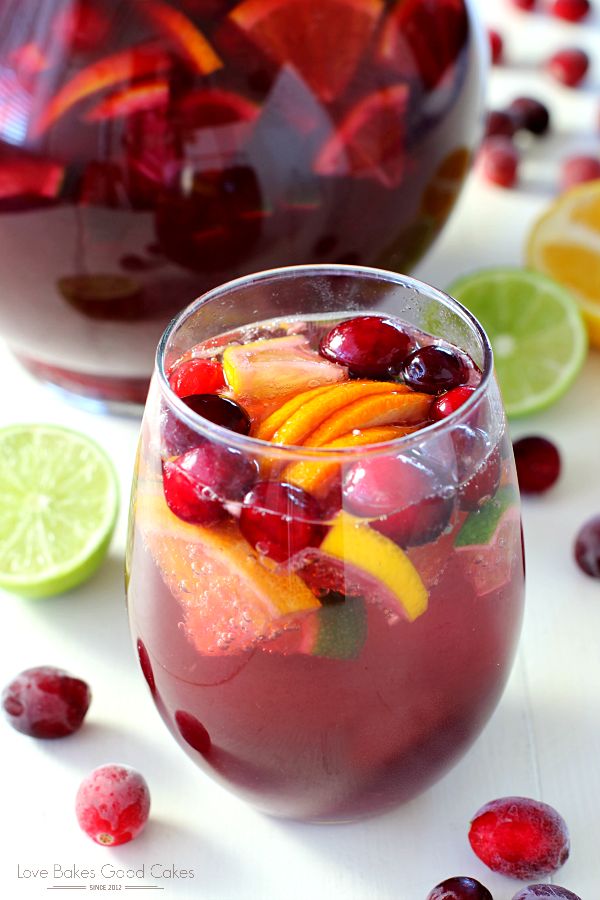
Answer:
[448,267,588,417]
[0,425,119,598]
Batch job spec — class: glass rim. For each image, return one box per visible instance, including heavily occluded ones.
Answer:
[156,263,494,463]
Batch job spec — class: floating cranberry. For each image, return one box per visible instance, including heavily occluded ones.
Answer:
[136,639,156,696]
[432,385,477,421]
[427,876,493,900]
[343,454,454,547]
[175,710,212,755]
[240,481,325,562]
[508,97,551,136]
[479,136,519,188]
[550,0,590,22]
[168,358,225,398]
[513,436,561,494]
[76,764,150,846]
[2,666,91,738]
[460,446,502,512]
[319,316,414,378]
[546,48,589,87]
[182,394,251,435]
[468,796,570,879]
[512,885,581,899]
[402,344,469,394]
[574,515,600,578]
[163,442,258,524]
[489,29,504,65]
[485,109,516,139]
[560,155,600,192]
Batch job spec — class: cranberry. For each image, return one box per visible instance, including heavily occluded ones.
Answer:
[318,316,414,378]
[2,666,91,738]
[402,344,469,394]
[162,442,258,524]
[508,97,551,136]
[511,886,582,900]
[546,48,589,87]
[343,454,454,547]
[460,446,502,512]
[53,2,110,53]
[240,481,325,562]
[510,0,536,9]
[489,29,503,65]
[574,515,600,578]
[182,394,251,435]
[432,386,477,421]
[560,155,600,192]
[485,109,516,139]
[550,0,590,22]
[513,436,561,494]
[76,764,150,846]
[175,710,212,755]
[468,796,570,879]
[168,358,225,398]
[479,136,519,188]
[427,876,493,900]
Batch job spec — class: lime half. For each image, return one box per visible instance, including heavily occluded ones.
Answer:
[448,267,588,417]
[0,425,119,598]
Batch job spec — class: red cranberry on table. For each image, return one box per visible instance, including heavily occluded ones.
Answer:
[163,442,258,525]
[508,97,551,136]
[319,316,414,378]
[427,876,493,900]
[511,886,582,900]
[468,796,570,879]
[574,515,600,578]
[489,29,504,65]
[343,454,454,547]
[76,764,150,846]
[479,136,519,188]
[546,48,589,87]
[402,344,470,394]
[513,436,561,494]
[550,0,591,23]
[485,109,516,139]
[560,155,600,192]
[2,666,91,738]
[240,481,325,562]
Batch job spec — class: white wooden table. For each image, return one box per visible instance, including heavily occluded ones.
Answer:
[1,2,599,897]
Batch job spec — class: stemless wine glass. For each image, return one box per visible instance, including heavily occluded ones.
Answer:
[126,264,525,823]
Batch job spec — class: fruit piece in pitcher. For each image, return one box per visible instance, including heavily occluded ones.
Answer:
[321,511,428,620]
[139,492,321,654]
[223,334,348,420]
[229,0,383,102]
[141,1,223,74]
[343,454,454,547]
[240,481,325,562]
[314,85,409,189]
[319,316,414,377]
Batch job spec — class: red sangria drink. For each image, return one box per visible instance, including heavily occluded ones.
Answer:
[126,265,524,822]
[0,0,485,409]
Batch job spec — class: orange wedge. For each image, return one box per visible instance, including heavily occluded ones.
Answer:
[142,1,223,74]
[254,383,342,441]
[137,491,320,655]
[270,380,409,446]
[283,425,418,497]
[304,390,431,446]
[321,512,428,621]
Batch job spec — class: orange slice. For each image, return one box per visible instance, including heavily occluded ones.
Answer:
[229,0,383,102]
[84,80,169,121]
[255,383,348,441]
[222,334,348,420]
[283,425,418,497]
[304,390,431,446]
[142,1,223,74]
[321,511,428,621]
[270,380,408,446]
[137,491,320,655]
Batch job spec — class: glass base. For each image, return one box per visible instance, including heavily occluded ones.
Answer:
[15,353,148,416]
